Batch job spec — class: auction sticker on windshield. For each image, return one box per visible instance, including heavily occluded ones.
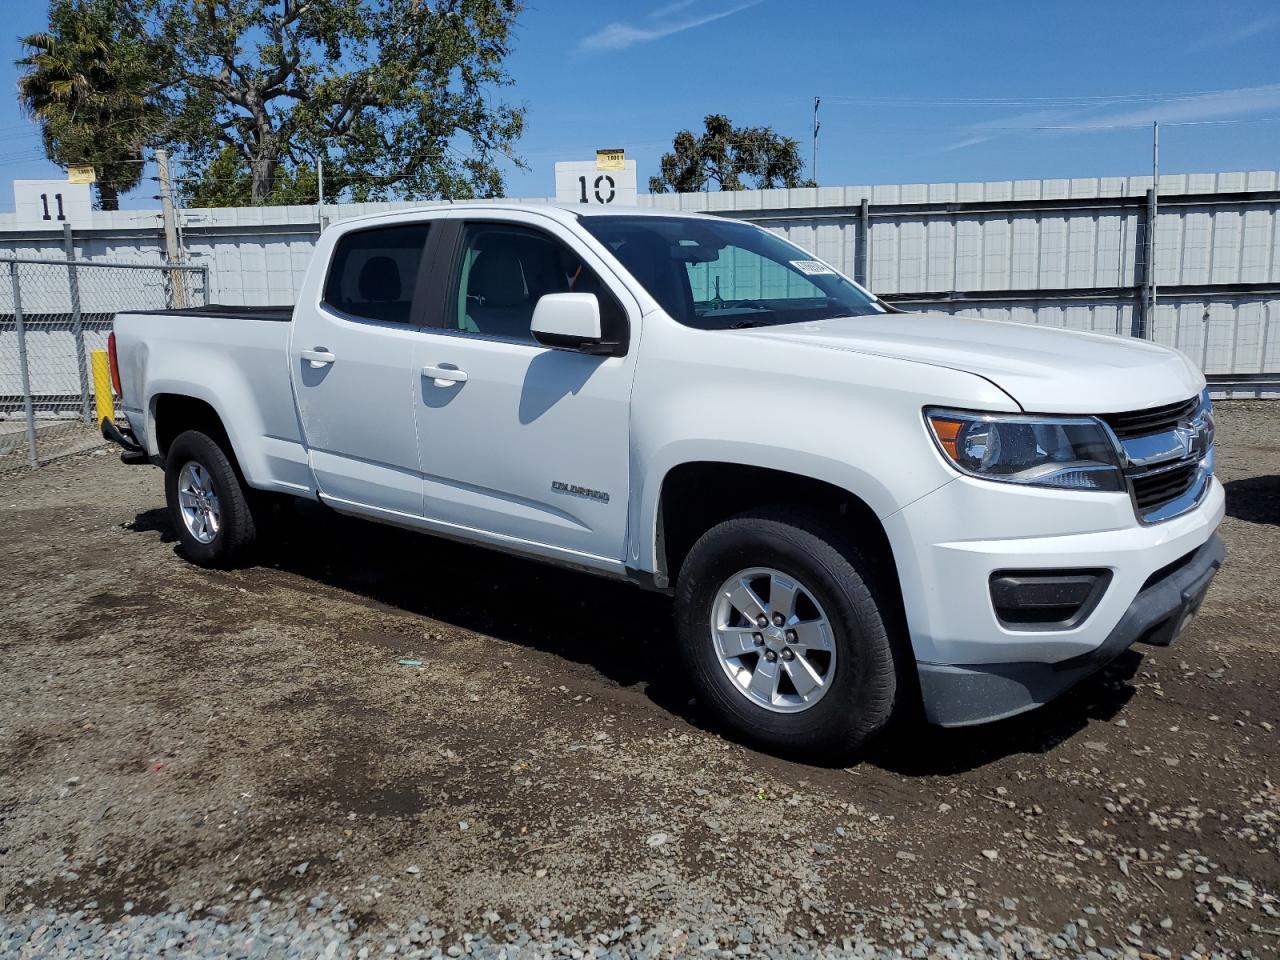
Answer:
[790,260,835,276]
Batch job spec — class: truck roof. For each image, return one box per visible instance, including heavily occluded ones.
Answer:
[332,202,726,230]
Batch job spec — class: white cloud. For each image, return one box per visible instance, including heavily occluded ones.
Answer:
[940,106,1084,151]
[940,135,993,153]
[649,0,701,17]
[1063,83,1280,130]
[578,0,763,53]
[941,84,1280,150]
[1188,14,1279,51]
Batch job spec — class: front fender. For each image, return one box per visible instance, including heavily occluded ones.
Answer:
[624,319,1021,579]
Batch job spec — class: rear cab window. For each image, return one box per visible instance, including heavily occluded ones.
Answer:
[323,223,431,324]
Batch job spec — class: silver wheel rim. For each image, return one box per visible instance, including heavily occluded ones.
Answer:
[710,566,837,714]
[177,460,221,545]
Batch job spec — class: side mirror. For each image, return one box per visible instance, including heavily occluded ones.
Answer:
[531,293,614,355]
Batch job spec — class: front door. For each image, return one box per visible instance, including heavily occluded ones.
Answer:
[291,221,432,518]
[413,216,639,565]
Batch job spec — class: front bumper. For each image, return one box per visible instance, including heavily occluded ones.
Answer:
[883,470,1225,726]
[916,533,1224,726]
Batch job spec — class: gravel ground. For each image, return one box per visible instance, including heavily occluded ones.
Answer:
[1,402,1277,959]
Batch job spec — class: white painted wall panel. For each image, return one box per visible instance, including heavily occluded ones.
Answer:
[955,219,982,291]
[1241,208,1273,282]
[1010,216,1040,288]
[926,220,954,291]
[979,217,1010,291]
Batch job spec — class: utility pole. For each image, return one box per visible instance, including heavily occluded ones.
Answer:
[1149,121,1159,335]
[316,150,326,231]
[156,148,186,308]
[62,222,90,423]
[812,96,821,186]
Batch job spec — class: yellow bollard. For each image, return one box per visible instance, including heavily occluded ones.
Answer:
[91,349,114,429]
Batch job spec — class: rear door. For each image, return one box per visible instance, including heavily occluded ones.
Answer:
[290,220,435,518]
[412,213,641,565]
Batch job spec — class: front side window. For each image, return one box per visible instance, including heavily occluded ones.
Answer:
[448,222,626,346]
[323,222,430,324]
[580,215,885,330]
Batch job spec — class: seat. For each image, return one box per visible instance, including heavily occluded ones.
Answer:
[465,248,533,339]
[355,255,409,323]
[607,233,693,321]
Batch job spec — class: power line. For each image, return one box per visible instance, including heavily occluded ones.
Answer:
[819,84,1280,106]
[959,116,1280,132]
[2,112,1275,174]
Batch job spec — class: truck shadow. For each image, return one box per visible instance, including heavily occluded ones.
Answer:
[129,501,1142,775]
[866,652,1139,776]
[1223,475,1280,524]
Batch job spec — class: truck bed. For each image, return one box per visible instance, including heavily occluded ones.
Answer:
[126,304,293,322]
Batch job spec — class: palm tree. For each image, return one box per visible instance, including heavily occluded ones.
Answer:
[16,0,163,210]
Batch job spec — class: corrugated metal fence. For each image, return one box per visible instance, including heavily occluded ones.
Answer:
[0,170,1276,386]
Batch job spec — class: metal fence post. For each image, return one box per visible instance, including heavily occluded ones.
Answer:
[859,198,871,287]
[10,261,38,468]
[1144,186,1157,340]
[63,223,92,423]
[1132,195,1153,340]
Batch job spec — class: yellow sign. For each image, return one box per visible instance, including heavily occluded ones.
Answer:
[596,149,625,171]
[67,165,96,184]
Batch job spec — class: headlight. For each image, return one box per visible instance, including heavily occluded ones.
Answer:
[926,409,1125,492]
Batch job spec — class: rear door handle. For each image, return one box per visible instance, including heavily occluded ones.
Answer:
[422,365,468,387]
[300,348,336,368]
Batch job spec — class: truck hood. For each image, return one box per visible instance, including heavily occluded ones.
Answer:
[741,311,1204,414]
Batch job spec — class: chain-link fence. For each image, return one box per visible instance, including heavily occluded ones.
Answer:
[0,258,208,472]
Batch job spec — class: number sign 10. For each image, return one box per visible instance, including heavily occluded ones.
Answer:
[577,174,616,204]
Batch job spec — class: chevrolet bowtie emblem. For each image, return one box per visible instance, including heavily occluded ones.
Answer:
[1174,418,1210,459]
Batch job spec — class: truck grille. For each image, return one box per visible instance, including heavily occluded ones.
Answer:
[1131,461,1201,513]
[1101,392,1212,522]
[1100,396,1200,440]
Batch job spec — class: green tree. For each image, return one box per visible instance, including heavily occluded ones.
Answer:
[177,145,323,206]
[16,0,166,210]
[649,114,812,193]
[146,0,527,205]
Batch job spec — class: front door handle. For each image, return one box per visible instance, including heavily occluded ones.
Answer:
[300,348,336,368]
[422,364,468,387]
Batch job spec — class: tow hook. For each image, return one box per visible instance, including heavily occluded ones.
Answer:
[100,418,149,465]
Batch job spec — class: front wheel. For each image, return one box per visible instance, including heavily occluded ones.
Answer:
[674,507,900,759]
[164,429,258,568]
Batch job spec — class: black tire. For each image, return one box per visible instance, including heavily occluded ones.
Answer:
[164,429,258,568]
[674,507,899,759]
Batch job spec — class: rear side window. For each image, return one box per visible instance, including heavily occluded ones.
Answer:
[323,223,430,324]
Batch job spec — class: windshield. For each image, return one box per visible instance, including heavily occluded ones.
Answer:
[580,215,886,330]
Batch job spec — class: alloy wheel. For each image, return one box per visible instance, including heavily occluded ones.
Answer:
[710,566,837,713]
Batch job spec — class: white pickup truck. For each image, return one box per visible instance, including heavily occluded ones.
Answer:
[105,203,1224,756]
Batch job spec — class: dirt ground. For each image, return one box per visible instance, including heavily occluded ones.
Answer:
[1,402,1277,956]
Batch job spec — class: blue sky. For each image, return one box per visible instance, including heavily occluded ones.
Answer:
[2,0,1279,210]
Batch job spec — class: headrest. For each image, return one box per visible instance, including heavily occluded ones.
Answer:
[470,250,526,308]
[358,256,401,301]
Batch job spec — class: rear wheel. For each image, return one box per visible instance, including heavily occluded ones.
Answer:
[164,429,258,567]
[674,507,899,758]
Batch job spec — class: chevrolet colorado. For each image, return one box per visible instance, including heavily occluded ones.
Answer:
[105,204,1224,755]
